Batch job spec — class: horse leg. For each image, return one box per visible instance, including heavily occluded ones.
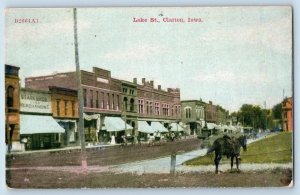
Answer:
[214,154,222,174]
[230,156,234,173]
[236,156,240,173]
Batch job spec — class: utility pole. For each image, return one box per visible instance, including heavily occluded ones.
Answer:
[73,8,87,168]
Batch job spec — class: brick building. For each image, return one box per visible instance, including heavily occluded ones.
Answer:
[25,67,181,142]
[282,97,293,132]
[136,78,181,121]
[20,88,65,150]
[49,86,79,146]
[205,101,228,125]
[5,64,21,152]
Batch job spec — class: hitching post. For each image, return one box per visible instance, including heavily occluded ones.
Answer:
[170,153,176,175]
[73,8,87,169]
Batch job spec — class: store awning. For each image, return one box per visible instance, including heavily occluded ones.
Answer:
[170,123,184,132]
[151,121,168,133]
[20,114,65,134]
[102,117,133,132]
[138,121,155,134]
[214,124,223,130]
[206,123,216,130]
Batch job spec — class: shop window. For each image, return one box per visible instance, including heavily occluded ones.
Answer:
[6,86,14,107]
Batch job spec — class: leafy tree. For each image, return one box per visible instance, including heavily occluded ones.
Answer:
[236,104,266,129]
[272,103,282,120]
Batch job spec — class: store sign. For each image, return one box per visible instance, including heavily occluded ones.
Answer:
[20,90,51,113]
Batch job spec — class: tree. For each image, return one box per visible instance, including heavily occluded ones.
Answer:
[236,104,266,129]
[272,103,283,120]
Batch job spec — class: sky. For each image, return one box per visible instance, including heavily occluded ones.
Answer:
[5,7,292,112]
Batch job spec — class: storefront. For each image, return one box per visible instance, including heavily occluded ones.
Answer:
[56,119,77,146]
[83,113,100,144]
[101,116,133,144]
[20,88,64,150]
[20,114,65,150]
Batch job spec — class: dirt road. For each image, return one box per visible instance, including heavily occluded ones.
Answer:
[6,168,292,188]
[6,138,202,168]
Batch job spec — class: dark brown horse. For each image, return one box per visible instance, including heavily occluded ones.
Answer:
[207,134,247,174]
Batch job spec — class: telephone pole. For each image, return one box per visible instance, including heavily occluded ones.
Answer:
[73,8,87,168]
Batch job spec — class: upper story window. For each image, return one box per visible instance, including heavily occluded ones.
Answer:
[64,100,68,116]
[83,89,87,107]
[96,91,99,108]
[138,99,144,114]
[56,99,61,116]
[155,102,160,115]
[90,90,93,108]
[185,107,191,119]
[6,86,14,107]
[72,101,75,116]
[130,98,135,112]
[116,95,120,110]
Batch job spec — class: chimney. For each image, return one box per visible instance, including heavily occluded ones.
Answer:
[133,78,137,84]
[150,80,154,86]
[142,78,146,84]
[158,85,161,90]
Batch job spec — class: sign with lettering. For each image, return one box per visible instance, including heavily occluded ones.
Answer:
[20,90,51,113]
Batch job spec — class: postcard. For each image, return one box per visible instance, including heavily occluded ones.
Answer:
[5,7,293,188]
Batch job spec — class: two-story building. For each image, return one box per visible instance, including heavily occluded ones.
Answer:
[49,86,79,146]
[20,88,65,150]
[136,78,181,135]
[5,64,21,152]
[181,100,206,135]
[282,97,293,132]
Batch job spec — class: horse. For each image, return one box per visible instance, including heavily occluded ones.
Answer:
[121,135,135,146]
[207,134,247,174]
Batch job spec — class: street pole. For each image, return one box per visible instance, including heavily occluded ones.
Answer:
[73,8,87,168]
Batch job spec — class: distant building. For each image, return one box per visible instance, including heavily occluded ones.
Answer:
[181,100,205,135]
[205,101,217,123]
[5,64,21,152]
[282,97,293,132]
[205,101,228,125]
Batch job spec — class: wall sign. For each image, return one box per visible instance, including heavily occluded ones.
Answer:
[20,90,51,113]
